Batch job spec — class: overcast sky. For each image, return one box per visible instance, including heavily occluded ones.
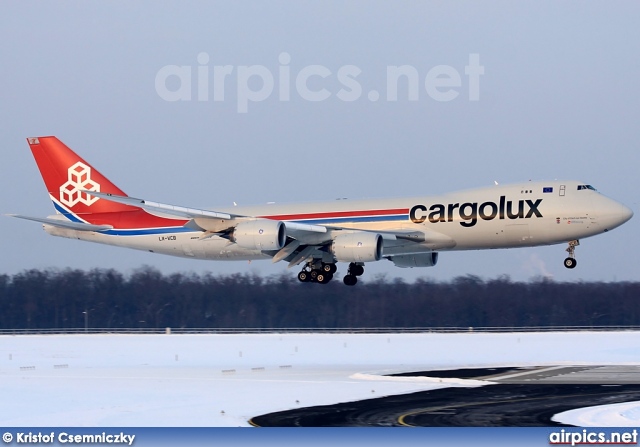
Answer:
[1,1,638,283]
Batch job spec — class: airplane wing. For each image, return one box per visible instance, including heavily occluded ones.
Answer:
[85,191,436,240]
[377,227,455,246]
[275,226,455,267]
[84,191,453,265]
[8,214,113,232]
[86,191,329,236]
[85,191,236,220]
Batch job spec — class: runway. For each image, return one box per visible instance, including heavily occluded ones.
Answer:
[3,332,640,426]
[250,366,640,427]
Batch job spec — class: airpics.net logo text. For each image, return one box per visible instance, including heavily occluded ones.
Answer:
[155,52,484,113]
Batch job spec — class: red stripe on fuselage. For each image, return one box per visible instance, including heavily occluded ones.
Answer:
[262,208,409,221]
[72,208,410,230]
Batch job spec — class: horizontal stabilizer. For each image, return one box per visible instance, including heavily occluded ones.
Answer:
[8,214,113,232]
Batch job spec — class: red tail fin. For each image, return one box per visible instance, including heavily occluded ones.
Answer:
[27,136,136,215]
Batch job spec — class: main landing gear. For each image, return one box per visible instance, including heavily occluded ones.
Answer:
[564,240,579,269]
[343,262,364,286]
[297,261,364,285]
[297,262,337,285]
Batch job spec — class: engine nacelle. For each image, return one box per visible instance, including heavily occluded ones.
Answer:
[389,252,438,268]
[232,220,286,251]
[331,232,383,263]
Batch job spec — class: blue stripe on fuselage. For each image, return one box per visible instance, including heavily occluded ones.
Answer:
[289,214,408,225]
[53,201,84,223]
[102,227,194,236]
[52,200,193,236]
[51,200,408,235]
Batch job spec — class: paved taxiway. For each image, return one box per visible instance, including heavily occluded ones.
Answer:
[250,366,640,426]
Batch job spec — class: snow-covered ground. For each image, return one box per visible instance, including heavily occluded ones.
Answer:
[0,331,639,426]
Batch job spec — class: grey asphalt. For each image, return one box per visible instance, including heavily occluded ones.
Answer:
[249,365,640,427]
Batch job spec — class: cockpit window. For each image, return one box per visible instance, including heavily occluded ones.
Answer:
[577,185,597,191]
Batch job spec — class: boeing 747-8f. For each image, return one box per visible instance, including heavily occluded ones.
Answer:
[11,137,633,285]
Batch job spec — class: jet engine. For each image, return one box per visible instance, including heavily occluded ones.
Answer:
[331,232,383,262]
[388,252,438,268]
[232,220,286,250]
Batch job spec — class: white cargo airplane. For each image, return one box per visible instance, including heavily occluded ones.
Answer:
[11,136,633,285]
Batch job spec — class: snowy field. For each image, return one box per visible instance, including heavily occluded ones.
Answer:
[1,331,639,427]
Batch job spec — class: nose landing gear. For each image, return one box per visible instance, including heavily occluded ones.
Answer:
[564,240,579,269]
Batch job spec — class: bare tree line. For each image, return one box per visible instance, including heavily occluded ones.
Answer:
[0,267,638,329]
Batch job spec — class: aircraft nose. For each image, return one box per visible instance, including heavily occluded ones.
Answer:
[620,203,634,224]
[599,198,633,232]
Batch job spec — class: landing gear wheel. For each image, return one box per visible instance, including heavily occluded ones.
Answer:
[348,263,364,277]
[564,240,580,270]
[297,271,311,282]
[343,275,357,286]
[309,270,319,281]
[321,263,337,274]
[317,273,333,284]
